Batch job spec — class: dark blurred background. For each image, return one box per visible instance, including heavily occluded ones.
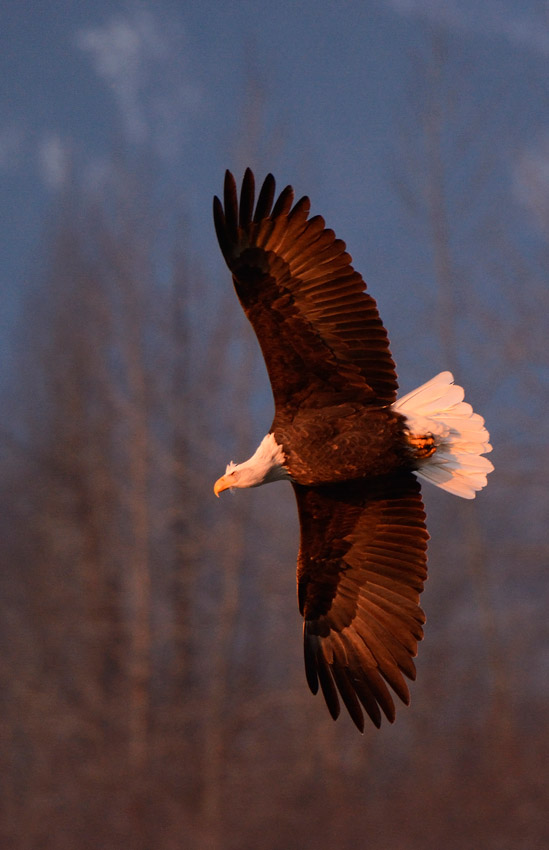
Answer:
[1,2,548,848]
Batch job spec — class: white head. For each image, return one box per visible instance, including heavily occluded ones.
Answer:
[214,433,290,496]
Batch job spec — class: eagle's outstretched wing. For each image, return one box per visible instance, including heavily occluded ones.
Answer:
[293,473,428,731]
[213,169,398,413]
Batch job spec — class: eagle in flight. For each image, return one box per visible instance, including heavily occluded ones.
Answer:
[213,169,493,731]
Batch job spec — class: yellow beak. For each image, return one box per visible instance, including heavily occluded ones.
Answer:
[214,475,230,497]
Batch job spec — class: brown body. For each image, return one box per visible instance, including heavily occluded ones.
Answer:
[273,405,412,486]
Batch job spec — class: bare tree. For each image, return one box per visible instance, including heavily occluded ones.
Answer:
[384,25,549,849]
[0,160,200,848]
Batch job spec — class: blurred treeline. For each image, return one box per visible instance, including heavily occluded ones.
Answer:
[2,39,549,850]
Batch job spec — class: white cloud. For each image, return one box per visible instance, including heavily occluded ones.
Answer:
[0,125,70,192]
[75,8,201,159]
[38,133,70,190]
[76,12,149,145]
[385,0,549,56]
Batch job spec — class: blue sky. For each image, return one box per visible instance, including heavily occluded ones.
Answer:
[2,0,548,381]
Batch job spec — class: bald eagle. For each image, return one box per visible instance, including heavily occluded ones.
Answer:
[213,169,493,731]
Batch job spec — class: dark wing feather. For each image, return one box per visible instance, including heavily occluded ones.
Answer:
[213,169,398,412]
[293,473,428,731]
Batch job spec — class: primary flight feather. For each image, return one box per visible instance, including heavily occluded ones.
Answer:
[213,169,493,731]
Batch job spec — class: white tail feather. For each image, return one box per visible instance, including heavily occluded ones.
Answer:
[393,372,494,499]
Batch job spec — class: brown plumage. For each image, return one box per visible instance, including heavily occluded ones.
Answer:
[295,475,427,730]
[213,169,492,731]
[214,170,397,412]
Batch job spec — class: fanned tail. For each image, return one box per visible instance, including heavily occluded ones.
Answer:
[393,372,494,499]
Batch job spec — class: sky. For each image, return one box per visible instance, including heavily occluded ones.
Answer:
[1,0,548,384]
